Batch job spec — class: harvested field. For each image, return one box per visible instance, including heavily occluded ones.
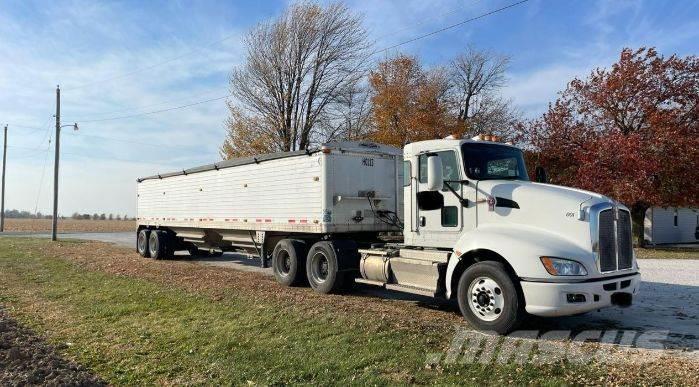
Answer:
[2,219,136,233]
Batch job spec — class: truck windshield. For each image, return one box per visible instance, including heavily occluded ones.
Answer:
[461,143,529,181]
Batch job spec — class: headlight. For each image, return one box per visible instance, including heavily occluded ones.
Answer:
[540,257,588,276]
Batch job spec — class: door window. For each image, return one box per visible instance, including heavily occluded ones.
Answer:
[441,206,458,227]
[418,151,461,189]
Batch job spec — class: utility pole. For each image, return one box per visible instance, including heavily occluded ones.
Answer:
[52,86,60,241]
[0,125,7,232]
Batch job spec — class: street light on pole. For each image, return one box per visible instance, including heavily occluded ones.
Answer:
[51,85,79,241]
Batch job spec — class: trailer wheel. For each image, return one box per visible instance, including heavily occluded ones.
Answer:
[137,229,150,258]
[306,241,344,294]
[272,239,307,286]
[149,230,173,260]
[456,261,523,334]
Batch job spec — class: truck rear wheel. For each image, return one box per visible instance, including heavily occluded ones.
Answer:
[272,239,307,286]
[148,230,174,260]
[137,229,150,258]
[306,241,345,294]
[457,261,523,334]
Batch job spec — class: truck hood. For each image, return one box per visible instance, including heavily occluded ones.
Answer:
[475,180,612,250]
[476,180,609,211]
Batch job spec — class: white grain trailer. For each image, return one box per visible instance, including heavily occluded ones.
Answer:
[137,141,402,291]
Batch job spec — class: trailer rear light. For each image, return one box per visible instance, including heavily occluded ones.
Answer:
[321,146,331,154]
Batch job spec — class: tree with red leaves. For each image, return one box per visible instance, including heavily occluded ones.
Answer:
[519,48,699,245]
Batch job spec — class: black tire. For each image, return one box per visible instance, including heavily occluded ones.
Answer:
[137,229,150,258]
[272,239,308,286]
[306,241,344,294]
[148,230,173,260]
[457,261,524,334]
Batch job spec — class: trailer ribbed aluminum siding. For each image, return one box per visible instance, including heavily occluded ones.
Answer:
[137,142,403,234]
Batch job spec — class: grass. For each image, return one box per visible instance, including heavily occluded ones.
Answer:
[635,246,699,260]
[0,238,692,385]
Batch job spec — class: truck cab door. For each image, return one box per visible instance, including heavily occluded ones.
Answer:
[415,150,476,248]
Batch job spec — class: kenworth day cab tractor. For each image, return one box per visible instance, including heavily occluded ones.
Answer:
[136,138,640,333]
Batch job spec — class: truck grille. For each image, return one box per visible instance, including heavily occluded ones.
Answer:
[617,210,633,269]
[599,210,616,272]
[597,208,633,272]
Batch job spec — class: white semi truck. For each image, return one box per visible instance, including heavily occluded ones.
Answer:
[136,139,640,333]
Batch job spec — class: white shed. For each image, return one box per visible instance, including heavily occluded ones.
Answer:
[644,207,699,244]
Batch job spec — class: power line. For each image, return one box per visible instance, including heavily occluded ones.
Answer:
[33,133,53,214]
[63,131,196,151]
[9,143,186,167]
[59,150,189,167]
[64,0,529,124]
[374,0,530,54]
[59,2,478,122]
[64,87,228,121]
[76,94,230,123]
[373,0,483,41]
[3,123,48,133]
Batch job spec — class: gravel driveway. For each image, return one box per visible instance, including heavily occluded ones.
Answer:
[3,231,698,352]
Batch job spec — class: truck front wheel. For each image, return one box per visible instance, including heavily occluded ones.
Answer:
[457,261,524,334]
[272,239,307,286]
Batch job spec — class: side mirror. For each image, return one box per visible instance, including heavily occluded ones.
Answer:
[426,154,444,191]
[417,191,444,211]
[535,166,548,184]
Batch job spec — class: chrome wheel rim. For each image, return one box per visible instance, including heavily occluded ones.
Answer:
[310,251,329,283]
[138,232,147,252]
[148,234,158,256]
[467,276,504,322]
[276,249,292,276]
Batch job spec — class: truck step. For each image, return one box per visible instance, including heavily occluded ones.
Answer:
[354,278,385,287]
[354,278,436,298]
[384,283,436,297]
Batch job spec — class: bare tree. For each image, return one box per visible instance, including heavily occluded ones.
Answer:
[317,82,373,143]
[222,2,371,159]
[450,46,519,137]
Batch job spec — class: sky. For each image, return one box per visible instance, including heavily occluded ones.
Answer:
[0,0,697,217]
